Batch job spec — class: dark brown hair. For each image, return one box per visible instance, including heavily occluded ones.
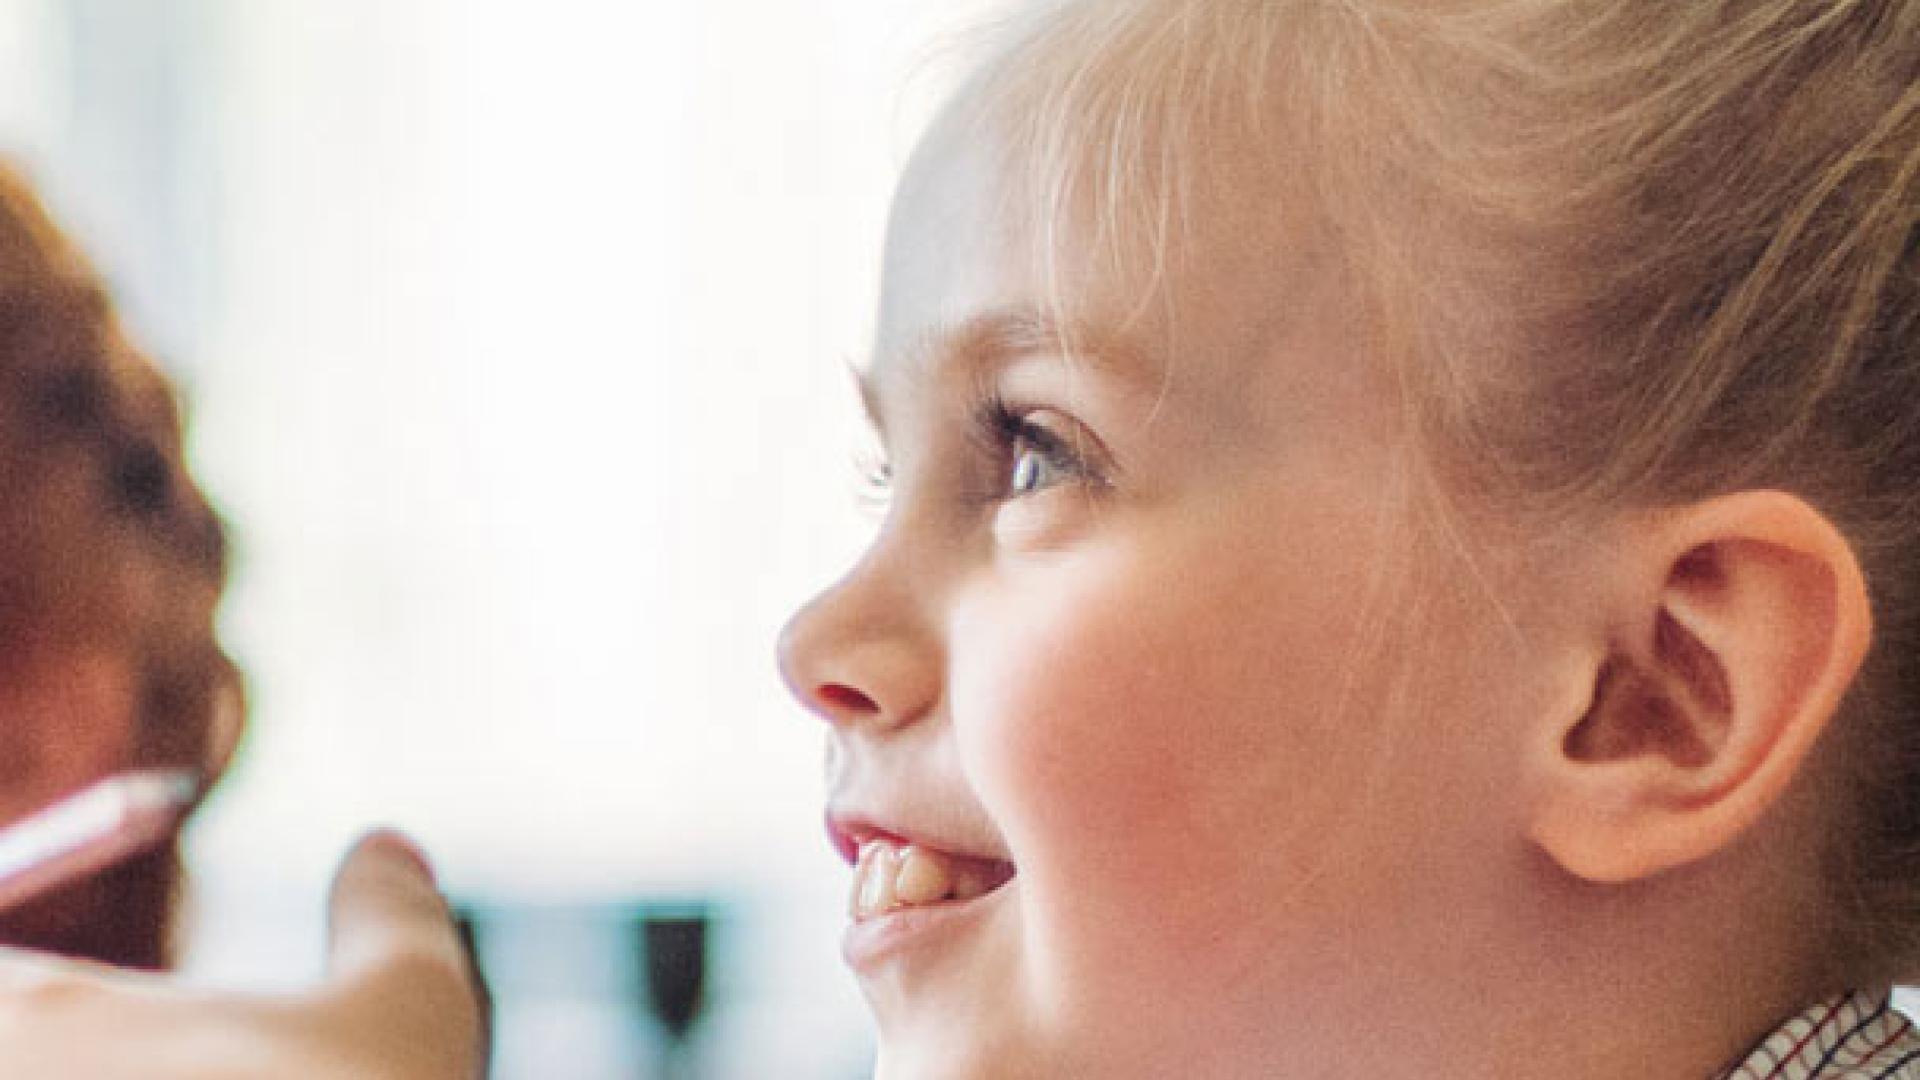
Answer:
[0,163,241,970]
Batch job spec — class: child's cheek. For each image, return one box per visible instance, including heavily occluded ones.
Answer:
[947,522,1387,956]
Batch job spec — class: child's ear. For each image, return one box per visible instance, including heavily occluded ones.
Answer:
[1526,490,1872,884]
[0,647,137,821]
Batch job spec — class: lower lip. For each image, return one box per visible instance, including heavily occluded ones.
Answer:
[841,879,1014,972]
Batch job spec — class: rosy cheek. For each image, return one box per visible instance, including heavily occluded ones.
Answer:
[948,531,1379,902]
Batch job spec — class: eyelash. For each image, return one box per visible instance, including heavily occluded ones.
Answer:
[851,394,1104,509]
[973,395,1096,498]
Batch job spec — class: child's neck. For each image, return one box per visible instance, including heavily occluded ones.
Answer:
[1195,853,1827,1078]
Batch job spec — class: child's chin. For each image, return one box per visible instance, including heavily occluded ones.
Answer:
[874,1018,1046,1080]
[863,958,1041,1073]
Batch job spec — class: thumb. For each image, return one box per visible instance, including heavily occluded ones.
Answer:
[322,830,485,1079]
[326,829,467,984]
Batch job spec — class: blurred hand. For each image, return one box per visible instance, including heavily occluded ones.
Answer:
[0,832,483,1079]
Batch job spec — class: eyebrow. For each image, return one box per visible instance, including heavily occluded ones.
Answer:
[856,306,1161,437]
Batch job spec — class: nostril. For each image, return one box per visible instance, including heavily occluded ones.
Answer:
[816,682,879,718]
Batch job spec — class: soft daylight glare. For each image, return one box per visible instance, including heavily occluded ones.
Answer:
[175,0,980,925]
[0,0,1003,1074]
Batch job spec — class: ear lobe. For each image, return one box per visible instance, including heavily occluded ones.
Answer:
[1529,491,1872,884]
[0,648,136,822]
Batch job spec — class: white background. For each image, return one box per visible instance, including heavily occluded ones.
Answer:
[0,1,1005,1074]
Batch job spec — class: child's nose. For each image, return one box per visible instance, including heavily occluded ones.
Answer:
[776,569,939,733]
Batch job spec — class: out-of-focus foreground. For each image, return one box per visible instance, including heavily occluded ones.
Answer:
[0,2,1000,1075]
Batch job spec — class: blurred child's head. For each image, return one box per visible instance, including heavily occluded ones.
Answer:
[781,0,1918,1074]
[0,164,240,969]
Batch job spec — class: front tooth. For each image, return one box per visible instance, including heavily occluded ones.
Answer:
[849,842,878,919]
[894,845,954,905]
[860,843,900,917]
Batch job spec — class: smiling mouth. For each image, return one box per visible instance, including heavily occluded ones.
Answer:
[847,835,1018,922]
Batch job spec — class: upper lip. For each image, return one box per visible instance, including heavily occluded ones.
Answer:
[824,805,1015,869]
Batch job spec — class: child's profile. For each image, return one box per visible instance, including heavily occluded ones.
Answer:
[775,1,1920,1076]
[0,1,1915,1077]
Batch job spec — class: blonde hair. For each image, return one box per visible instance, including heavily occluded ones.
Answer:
[960,0,1920,976]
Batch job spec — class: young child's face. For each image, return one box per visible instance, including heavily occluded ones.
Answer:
[781,119,1560,1075]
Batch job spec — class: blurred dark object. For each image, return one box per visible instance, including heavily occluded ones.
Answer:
[456,898,722,1079]
[451,905,496,1076]
[638,906,711,1078]
[640,909,708,1039]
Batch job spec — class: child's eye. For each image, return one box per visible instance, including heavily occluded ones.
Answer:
[1006,439,1075,496]
[1009,447,1053,494]
[852,448,893,512]
[981,398,1101,499]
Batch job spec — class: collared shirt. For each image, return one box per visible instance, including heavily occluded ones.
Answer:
[1717,990,1920,1079]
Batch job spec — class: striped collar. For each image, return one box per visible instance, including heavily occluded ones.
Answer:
[1717,990,1920,1079]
